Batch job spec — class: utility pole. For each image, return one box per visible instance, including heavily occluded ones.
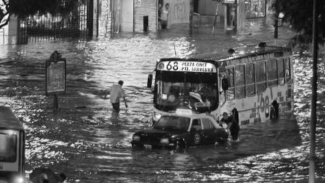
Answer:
[309,0,318,182]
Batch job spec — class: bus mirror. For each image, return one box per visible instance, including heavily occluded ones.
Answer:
[147,74,153,88]
[222,77,229,91]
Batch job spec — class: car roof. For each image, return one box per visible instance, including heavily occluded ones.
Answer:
[0,106,24,130]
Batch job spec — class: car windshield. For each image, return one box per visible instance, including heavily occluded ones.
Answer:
[154,116,190,131]
[0,132,17,162]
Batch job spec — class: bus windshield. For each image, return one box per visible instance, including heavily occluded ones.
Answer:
[0,132,17,162]
[154,71,218,112]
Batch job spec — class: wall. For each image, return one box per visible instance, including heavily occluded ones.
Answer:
[98,0,112,37]
[120,0,133,32]
[198,0,224,17]
[237,0,246,31]
[164,0,190,25]
[93,0,98,37]
[134,0,157,32]
[8,16,18,44]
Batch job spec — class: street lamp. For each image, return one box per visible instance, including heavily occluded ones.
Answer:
[274,12,284,45]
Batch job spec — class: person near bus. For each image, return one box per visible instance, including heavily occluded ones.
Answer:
[220,112,240,141]
[158,3,163,29]
[110,80,128,121]
[160,3,170,29]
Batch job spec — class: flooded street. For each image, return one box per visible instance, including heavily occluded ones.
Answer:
[0,21,325,182]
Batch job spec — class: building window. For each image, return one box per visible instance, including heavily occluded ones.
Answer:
[245,0,266,19]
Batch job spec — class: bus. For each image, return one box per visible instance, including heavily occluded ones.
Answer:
[147,43,294,126]
[0,106,26,183]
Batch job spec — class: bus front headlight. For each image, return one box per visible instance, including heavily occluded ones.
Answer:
[13,176,25,183]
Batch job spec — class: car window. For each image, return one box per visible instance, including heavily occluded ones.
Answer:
[155,116,190,131]
[191,119,202,130]
[202,118,214,129]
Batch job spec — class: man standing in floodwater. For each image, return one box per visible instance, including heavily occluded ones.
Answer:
[160,3,170,29]
[220,112,240,141]
[110,80,128,121]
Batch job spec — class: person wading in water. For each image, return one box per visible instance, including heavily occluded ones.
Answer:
[110,80,128,122]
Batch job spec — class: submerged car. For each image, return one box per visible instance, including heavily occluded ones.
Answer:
[131,114,229,150]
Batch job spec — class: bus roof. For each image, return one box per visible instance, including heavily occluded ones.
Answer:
[0,106,24,130]
[156,43,292,68]
[185,43,291,62]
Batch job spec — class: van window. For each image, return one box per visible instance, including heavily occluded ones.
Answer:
[0,132,17,162]
[202,118,214,129]
[285,58,291,82]
[267,59,278,86]
[192,119,202,130]
[256,62,266,93]
[246,63,256,96]
[278,59,285,85]
[226,67,235,100]
[235,65,245,99]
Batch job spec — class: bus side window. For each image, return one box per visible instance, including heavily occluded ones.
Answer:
[246,63,256,96]
[256,62,267,93]
[267,59,278,86]
[226,68,235,100]
[285,58,291,82]
[235,65,245,99]
[278,59,285,85]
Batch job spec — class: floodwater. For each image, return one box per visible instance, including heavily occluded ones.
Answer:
[0,21,325,182]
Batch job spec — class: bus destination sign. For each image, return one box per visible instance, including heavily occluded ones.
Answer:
[157,61,217,73]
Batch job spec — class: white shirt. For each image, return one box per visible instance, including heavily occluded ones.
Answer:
[110,84,126,103]
[161,8,169,21]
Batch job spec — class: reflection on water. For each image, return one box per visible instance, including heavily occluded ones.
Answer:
[0,22,323,182]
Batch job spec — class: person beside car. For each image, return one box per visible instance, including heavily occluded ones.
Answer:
[220,112,240,141]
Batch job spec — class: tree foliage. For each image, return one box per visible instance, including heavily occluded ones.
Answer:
[0,0,9,28]
[0,0,86,29]
[273,0,325,48]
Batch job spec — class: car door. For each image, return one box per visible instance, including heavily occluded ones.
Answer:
[190,118,204,145]
[201,118,216,144]
[191,118,211,145]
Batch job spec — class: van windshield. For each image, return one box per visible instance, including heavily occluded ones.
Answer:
[0,132,17,162]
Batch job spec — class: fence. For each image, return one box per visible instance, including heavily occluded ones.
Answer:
[18,0,94,44]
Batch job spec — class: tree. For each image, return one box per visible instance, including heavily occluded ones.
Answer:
[0,0,85,29]
[0,0,9,29]
[272,0,325,49]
